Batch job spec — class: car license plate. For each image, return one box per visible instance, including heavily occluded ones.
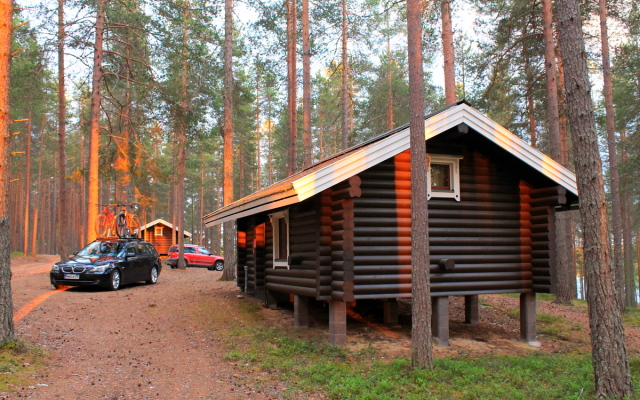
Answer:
[64,274,80,280]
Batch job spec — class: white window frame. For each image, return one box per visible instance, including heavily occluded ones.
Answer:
[427,154,463,201]
[269,210,290,269]
[154,226,163,236]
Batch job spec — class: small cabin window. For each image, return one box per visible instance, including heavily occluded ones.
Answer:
[269,210,289,269]
[154,226,163,236]
[427,155,462,201]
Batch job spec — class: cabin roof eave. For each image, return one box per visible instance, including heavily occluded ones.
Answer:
[204,103,578,227]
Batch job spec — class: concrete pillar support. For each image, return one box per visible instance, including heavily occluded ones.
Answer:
[431,296,450,347]
[294,295,309,328]
[464,295,479,324]
[329,301,347,345]
[520,292,540,346]
[383,300,399,326]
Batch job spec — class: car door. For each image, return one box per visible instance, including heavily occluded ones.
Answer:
[198,247,215,267]
[123,243,143,283]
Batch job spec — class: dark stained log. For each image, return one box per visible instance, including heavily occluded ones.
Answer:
[353,263,530,274]
[267,268,317,278]
[353,254,531,265]
[459,183,519,195]
[265,283,317,297]
[266,275,316,288]
[354,288,531,300]
[461,191,521,203]
[352,280,529,295]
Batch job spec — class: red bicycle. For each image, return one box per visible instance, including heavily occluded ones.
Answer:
[95,204,141,239]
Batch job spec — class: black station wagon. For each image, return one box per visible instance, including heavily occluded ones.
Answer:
[50,239,162,291]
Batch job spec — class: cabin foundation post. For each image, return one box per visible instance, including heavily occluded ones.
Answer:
[294,295,309,328]
[520,292,540,346]
[431,296,450,347]
[328,301,347,345]
[383,299,399,326]
[464,295,479,324]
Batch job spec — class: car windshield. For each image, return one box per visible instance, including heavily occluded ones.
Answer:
[77,241,125,257]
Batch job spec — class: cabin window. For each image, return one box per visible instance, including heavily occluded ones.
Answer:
[154,226,163,236]
[269,210,289,269]
[427,155,462,201]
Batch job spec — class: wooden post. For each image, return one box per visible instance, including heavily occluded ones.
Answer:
[329,300,347,345]
[464,295,479,324]
[520,292,540,346]
[383,299,399,326]
[431,296,449,347]
[265,290,278,310]
[294,295,309,328]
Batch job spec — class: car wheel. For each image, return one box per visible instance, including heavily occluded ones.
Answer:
[107,269,121,291]
[214,260,224,271]
[146,266,159,285]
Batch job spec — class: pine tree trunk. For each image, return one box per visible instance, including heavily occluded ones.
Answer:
[31,115,45,257]
[0,0,15,343]
[87,0,105,244]
[542,0,575,305]
[598,0,625,311]
[176,0,190,271]
[407,0,432,369]
[221,0,235,281]
[340,0,349,150]
[255,77,262,190]
[386,20,394,131]
[302,0,312,168]
[441,0,456,105]
[58,0,68,255]
[557,0,633,396]
[286,0,298,175]
[23,110,32,256]
[199,153,204,246]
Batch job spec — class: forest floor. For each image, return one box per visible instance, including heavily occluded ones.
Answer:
[4,255,640,399]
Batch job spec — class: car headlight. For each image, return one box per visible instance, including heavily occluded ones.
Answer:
[51,264,60,273]
[87,264,111,274]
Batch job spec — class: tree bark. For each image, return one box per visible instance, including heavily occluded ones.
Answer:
[598,0,625,311]
[302,0,312,168]
[0,0,14,343]
[441,0,456,105]
[287,0,298,175]
[31,114,46,257]
[340,0,349,150]
[22,110,32,256]
[176,0,189,271]
[407,0,432,368]
[87,0,105,244]
[58,0,68,255]
[542,0,575,305]
[221,0,235,281]
[557,0,633,396]
[386,18,394,131]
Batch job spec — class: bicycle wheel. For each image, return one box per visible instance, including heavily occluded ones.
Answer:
[116,214,129,238]
[95,214,107,238]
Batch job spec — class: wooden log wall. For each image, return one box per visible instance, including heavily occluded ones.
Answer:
[352,147,539,299]
[329,176,362,302]
[317,192,333,299]
[528,186,565,293]
[264,201,321,298]
[236,223,247,290]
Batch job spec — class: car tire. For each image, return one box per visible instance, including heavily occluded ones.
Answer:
[107,269,121,291]
[214,260,224,271]
[146,266,159,285]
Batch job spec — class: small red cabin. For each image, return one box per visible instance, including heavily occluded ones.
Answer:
[204,102,579,346]
[139,219,192,256]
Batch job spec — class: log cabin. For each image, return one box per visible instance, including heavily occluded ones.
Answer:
[139,218,192,256]
[203,102,578,346]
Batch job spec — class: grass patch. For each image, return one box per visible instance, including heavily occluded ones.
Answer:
[10,251,23,258]
[0,340,45,392]
[203,295,640,400]
[501,293,556,301]
[623,307,640,327]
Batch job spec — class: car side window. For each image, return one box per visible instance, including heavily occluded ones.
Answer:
[138,243,149,255]
[184,247,196,254]
[169,246,177,253]
[199,248,211,256]
[144,244,157,256]
[127,243,138,256]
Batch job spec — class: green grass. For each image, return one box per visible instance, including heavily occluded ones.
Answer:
[212,301,640,400]
[0,340,45,392]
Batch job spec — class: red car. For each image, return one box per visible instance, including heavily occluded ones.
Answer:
[166,244,224,271]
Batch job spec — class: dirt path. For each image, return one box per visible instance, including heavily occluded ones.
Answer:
[5,256,291,400]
